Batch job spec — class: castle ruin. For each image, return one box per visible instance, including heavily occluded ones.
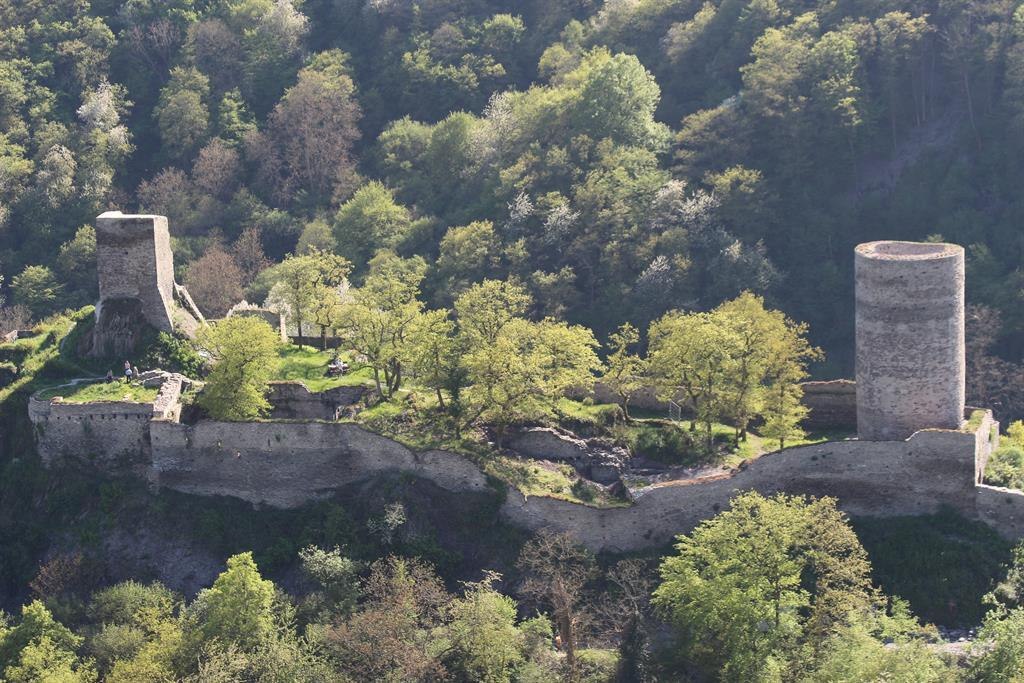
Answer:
[91,211,204,357]
[855,241,966,441]
[30,234,1024,551]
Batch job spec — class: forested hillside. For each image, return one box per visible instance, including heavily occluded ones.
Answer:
[9,3,1024,680]
[2,0,1024,391]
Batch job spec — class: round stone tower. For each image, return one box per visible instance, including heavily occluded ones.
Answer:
[855,241,965,441]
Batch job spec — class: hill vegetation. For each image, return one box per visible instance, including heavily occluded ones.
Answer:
[5,0,1024,679]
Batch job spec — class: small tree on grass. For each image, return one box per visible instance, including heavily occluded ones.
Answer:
[600,322,647,420]
[337,252,426,397]
[404,308,463,412]
[462,318,600,448]
[266,249,350,339]
[196,317,280,420]
[648,311,740,449]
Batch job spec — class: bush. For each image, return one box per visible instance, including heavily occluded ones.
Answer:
[140,332,204,377]
[986,446,1024,490]
[577,648,619,683]
[853,508,1012,626]
[626,422,694,465]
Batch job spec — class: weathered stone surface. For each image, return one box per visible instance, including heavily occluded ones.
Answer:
[510,427,628,483]
[267,381,365,420]
[855,241,966,440]
[92,211,203,356]
[30,379,1017,552]
[149,421,489,508]
[801,380,857,430]
[226,303,287,341]
[502,414,1000,552]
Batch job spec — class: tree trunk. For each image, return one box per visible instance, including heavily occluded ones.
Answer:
[372,368,383,396]
[559,612,578,682]
[435,387,446,411]
[320,325,327,351]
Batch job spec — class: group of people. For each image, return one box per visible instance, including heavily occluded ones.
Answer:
[326,355,350,377]
[104,360,142,383]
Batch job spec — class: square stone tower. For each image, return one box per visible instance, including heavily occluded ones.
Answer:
[92,211,203,357]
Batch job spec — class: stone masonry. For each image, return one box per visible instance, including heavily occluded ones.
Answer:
[92,211,203,356]
[855,241,966,440]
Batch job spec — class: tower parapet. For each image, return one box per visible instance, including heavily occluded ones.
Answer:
[855,240,965,440]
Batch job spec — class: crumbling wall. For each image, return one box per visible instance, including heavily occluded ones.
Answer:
[29,376,183,467]
[501,426,983,551]
[30,393,155,468]
[801,380,857,430]
[34,382,1019,553]
[267,382,365,420]
[226,304,287,341]
[149,420,488,507]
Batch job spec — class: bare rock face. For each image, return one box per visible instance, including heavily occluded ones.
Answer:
[509,427,629,484]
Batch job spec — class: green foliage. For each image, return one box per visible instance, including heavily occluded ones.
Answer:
[653,491,877,681]
[332,181,414,270]
[196,317,281,420]
[445,573,525,683]
[264,249,351,339]
[0,601,94,682]
[649,293,820,449]
[11,265,62,318]
[188,552,276,651]
[599,322,647,420]
[803,614,956,682]
[971,606,1024,681]
[984,421,1024,490]
[140,332,204,378]
[297,545,359,618]
[155,67,210,161]
[853,509,1013,627]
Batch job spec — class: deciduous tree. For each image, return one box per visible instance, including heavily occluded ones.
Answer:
[196,317,280,420]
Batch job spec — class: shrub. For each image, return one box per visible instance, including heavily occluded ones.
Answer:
[140,332,204,377]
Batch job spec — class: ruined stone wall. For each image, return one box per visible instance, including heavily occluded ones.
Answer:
[267,382,365,420]
[141,416,999,552]
[226,306,286,341]
[501,427,987,551]
[30,394,155,468]
[855,241,966,440]
[149,420,488,507]
[29,377,183,468]
[33,379,1019,552]
[976,484,1024,538]
[801,380,857,430]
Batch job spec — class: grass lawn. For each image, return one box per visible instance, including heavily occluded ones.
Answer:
[38,381,159,403]
[273,345,376,392]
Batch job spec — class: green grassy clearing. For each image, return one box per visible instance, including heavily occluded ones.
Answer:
[272,344,376,392]
[37,381,159,403]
